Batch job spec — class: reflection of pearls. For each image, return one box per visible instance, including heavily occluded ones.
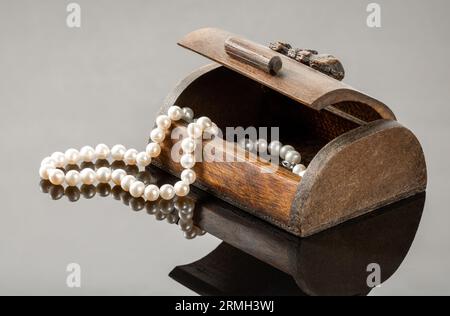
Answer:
[41,178,204,240]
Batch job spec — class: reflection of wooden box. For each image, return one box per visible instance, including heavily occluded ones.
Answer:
[152,28,427,237]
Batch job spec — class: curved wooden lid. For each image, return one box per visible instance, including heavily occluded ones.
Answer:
[179,28,395,119]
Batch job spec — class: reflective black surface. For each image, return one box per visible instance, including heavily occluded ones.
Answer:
[39,166,425,296]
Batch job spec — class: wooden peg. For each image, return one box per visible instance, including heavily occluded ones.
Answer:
[225,36,282,75]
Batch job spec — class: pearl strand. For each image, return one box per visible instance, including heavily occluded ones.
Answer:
[39,180,206,240]
[238,139,307,177]
[39,106,213,201]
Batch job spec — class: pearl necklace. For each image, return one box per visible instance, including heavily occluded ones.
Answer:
[39,105,209,201]
[39,105,307,202]
[39,179,205,240]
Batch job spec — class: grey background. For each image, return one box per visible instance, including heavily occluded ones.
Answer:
[0,0,449,295]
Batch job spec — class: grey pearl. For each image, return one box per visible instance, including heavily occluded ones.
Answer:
[268,141,282,156]
[178,209,193,221]
[130,198,145,211]
[145,201,159,215]
[158,199,175,215]
[256,139,268,153]
[285,150,301,164]
[238,138,254,152]
[174,197,195,214]
[280,145,295,159]
[179,219,194,232]
[182,107,194,122]
[166,213,179,224]
[184,229,197,240]
[154,211,167,221]
[293,164,307,175]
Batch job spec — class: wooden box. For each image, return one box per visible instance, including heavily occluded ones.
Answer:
[152,28,427,237]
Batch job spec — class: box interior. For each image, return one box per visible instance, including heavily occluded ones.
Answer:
[173,66,384,166]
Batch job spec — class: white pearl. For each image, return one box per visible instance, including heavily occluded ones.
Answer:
[256,139,268,153]
[187,123,202,139]
[299,170,307,177]
[196,116,212,130]
[146,142,161,158]
[150,128,166,143]
[65,148,80,165]
[111,169,127,185]
[65,170,81,186]
[51,152,66,168]
[293,164,306,176]
[144,184,160,201]
[156,115,171,130]
[80,168,96,185]
[39,165,53,180]
[124,149,138,165]
[238,138,254,151]
[160,184,175,200]
[79,146,96,162]
[120,175,136,191]
[268,141,282,156]
[168,105,183,121]
[41,157,56,167]
[182,107,194,122]
[111,144,126,161]
[96,167,111,183]
[204,123,219,137]
[180,154,195,169]
[174,181,190,197]
[280,145,295,159]
[180,169,196,184]
[136,152,151,167]
[181,138,196,153]
[285,150,301,164]
[95,144,110,160]
[48,169,65,185]
[129,181,145,198]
